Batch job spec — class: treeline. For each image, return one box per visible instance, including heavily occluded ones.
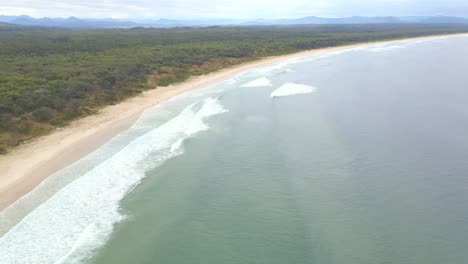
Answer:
[1,24,468,152]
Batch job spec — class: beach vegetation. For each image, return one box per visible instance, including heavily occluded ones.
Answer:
[1,24,468,150]
[32,107,54,122]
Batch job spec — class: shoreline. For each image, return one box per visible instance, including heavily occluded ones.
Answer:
[1,32,467,212]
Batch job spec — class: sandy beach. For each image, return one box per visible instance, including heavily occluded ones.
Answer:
[0,33,467,212]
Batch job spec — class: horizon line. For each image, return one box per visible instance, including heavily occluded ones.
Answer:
[2,14,468,21]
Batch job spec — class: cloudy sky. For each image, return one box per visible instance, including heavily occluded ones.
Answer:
[0,0,467,19]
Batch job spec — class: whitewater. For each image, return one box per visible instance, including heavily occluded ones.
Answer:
[3,35,468,264]
[0,97,228,264]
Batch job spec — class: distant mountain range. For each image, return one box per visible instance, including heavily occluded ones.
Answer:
[1,15,468,28]
[0,15,137,28]
[249,16,468,25]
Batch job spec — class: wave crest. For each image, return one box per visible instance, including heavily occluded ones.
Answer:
[240,77,272,88]
[270,83,317,98]
[0,97,228,264]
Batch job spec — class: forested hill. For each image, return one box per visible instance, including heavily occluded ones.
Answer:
[1,15,468,28]
[1,24,468,152]
[0,23,14,28]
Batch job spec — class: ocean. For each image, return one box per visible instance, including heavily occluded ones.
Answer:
[1,35,468,264]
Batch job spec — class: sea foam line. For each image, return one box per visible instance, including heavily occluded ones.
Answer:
[367,45,406,52]
[240,77,273,88]
[0,97,228,264]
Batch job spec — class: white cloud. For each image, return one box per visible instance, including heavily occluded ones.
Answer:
[0,0,467,19]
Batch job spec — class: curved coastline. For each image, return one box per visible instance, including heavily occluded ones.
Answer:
[1,32,467,219]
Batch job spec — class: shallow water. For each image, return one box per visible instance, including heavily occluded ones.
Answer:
[2,35,468,263]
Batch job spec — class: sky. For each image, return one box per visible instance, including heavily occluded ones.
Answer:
[0,0,468,19]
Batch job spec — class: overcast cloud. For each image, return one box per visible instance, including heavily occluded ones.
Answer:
[1,0,467,19]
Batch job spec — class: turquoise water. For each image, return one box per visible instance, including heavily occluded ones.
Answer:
[2,35,468,263]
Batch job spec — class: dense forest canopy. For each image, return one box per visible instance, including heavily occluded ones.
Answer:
[1,24,468,152]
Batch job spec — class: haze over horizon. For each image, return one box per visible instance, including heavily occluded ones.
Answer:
[1,0,468,20]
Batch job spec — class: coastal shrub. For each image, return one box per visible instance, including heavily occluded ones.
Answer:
[50,119,67,127]
[0,114,14,131]
[32,107,54,122]
[157,77,177,87]
[1,24,468,149]
[62,101,83,120]
[17,116,32,134]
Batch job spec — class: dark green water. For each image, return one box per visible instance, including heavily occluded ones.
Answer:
[92,36,468,264]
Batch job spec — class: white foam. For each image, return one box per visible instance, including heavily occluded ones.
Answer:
[240,77,272,88]
[286,47,361,64]
[0,97,228,264]
[170,138,185,154]
[368,45,406,52]
[270,83,317,98]
[249,61,291,75]
[224,77,239,85]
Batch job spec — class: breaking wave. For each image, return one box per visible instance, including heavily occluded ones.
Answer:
[367,45,406,52]
[0,97,228,264]
[240,77,273,88]
[270,83,317,98]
